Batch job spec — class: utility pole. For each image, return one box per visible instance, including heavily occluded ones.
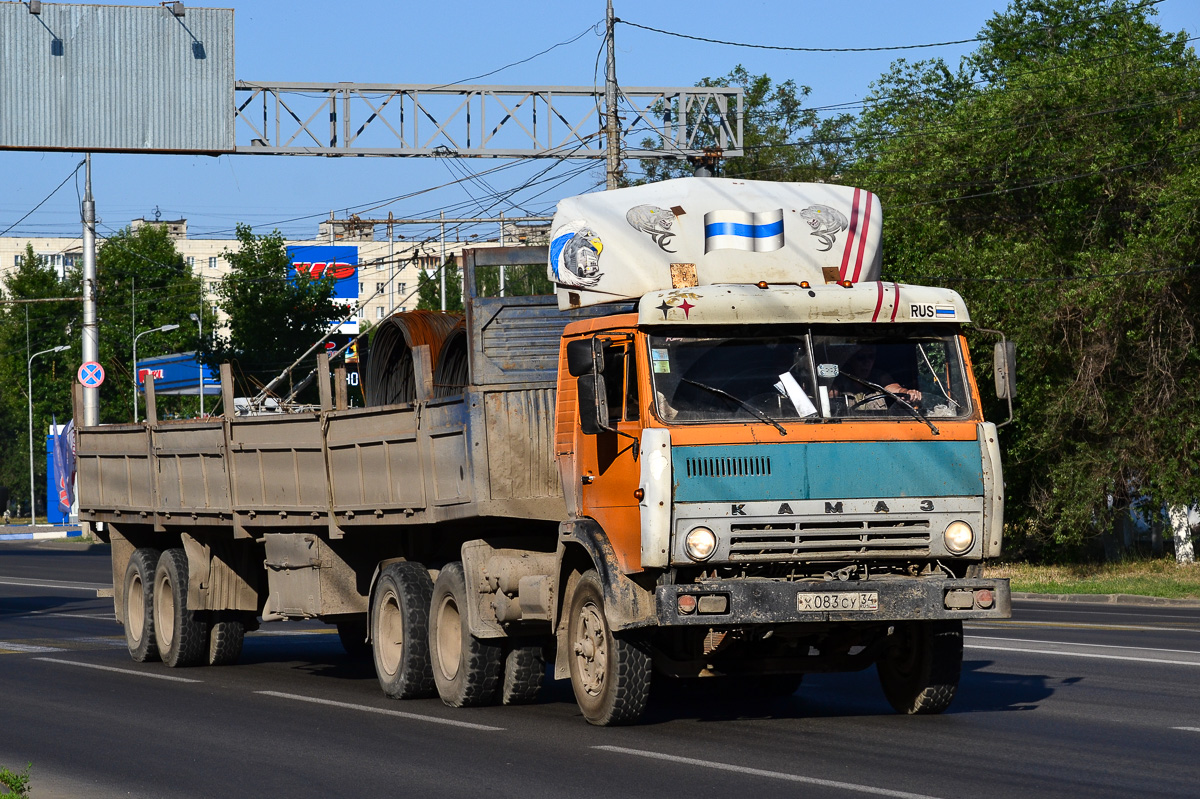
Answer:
[605,0,620,190]
[440,211,446,312]
[81,154,99,426]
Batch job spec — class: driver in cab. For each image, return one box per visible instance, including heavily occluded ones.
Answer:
[832,345,922,410]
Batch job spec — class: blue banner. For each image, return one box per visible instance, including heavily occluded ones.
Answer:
[288,244,359,334]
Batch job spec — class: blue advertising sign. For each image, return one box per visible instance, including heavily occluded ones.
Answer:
[136,352,221,395]
[287,245,359,334]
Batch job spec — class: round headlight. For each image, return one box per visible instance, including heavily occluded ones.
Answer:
[684,527,717,561]
[944,521,975,554]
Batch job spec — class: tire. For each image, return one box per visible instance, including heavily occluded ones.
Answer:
[153,549,208,668]
[337,619,372,660]
[429,562,502,708]
[567,570,651,726]
[876,620,963,715]
[371,561,436,699]
[123,547,161,663]
[501,642,545,706]
[207,615,245,666]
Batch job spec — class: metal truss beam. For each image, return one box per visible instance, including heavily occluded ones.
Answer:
[233,82,743,158]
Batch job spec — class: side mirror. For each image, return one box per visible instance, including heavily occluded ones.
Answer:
[994,341,1016,400]
[577,373,611,435]
[566,337,605,377]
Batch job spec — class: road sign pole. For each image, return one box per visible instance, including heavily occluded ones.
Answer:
[81,154,99,427]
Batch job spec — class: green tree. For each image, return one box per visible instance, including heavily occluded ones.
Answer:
[847,0,1200,557]
[207,224,339,399]
[0,245,76,515]
[95,224,207,423]
[637,66,856,184]
[415,257,463,312]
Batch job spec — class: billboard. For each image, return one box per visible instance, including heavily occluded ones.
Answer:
[136,352,220,395]
[287,245,359,334]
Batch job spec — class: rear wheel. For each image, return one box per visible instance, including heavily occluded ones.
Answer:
[207,615,245,666]
[567,570,651,726]
[153,549,207,668]
[123,547,161,662]
[429,562,502,707]
[877,620,963,714]
[371,561,435,699]
[501,642,545,706]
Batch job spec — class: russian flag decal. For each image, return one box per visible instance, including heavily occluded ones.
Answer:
[703,209,785,253]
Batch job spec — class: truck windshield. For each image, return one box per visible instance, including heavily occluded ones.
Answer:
[648,324,971,424]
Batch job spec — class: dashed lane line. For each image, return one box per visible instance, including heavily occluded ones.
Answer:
[256,690,504,731]
[593,746,944,799]
[0,641,60,654]
[1173,727,1200,733]
[34,657,202,683]
[0,577,108,592]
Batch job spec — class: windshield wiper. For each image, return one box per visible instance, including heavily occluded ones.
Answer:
[839,373,940,435]
[680,378,787,436]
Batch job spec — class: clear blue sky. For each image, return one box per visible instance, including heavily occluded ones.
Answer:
[1,0,1195,245]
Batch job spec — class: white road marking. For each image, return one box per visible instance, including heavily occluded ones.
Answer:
[0,641,60,653]
[969,635,1200,656]
[0,578,108,592]
[964,637,1200,667]
[256,691,504,731]
[34,657,202,683]
[40,613,117,621]
[593,746,944,799]
[1173,727,1200,733]
[969,619,1200,634]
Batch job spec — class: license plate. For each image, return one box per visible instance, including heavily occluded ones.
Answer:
[797,591,879,612]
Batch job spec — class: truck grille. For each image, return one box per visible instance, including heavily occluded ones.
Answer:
[727,519,931,562]
[684,455,771,479]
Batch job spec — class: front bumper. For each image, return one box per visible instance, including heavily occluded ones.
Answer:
[655,577,1011,626]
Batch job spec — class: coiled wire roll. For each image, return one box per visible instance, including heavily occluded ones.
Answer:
[432,322,469,398]
[363,311,462,406]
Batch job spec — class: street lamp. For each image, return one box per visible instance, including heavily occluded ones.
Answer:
[189,312,204,417]
[28,344,69,526]
[133,324,180,422]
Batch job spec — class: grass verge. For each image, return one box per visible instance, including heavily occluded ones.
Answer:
[985,558,1200,600]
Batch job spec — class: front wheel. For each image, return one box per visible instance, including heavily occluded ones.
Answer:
[876,620,962,714]
[567,570,651,726]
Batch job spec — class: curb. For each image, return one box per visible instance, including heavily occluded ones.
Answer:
[1012,591,1200,608]
[0,527,83,543]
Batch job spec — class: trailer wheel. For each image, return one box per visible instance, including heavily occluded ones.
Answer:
[371,561,435,699]
[877,619,962,714]
[567,569,651,726]
[123,547,161,663]
[501,642,545,705]
[207,615,245,666]
[153,549,207,668]
[429,562,502,707]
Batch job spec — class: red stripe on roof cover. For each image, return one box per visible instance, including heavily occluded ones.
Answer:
[872,280,885,322]
[840,187,861,281]
[890,282,901,322]
[852,192,873,283]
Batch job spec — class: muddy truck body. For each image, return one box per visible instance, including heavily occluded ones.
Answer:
[78,178,1011,725]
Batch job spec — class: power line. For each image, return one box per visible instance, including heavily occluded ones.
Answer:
[617,0,1167,54]
[0,161,85,237]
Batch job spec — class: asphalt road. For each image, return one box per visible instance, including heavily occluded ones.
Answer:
[2,540,1198,798]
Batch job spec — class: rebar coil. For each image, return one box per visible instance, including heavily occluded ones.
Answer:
[364,310,462,406]
[432,322,469,398]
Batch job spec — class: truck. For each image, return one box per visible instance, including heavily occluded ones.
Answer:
[77,177,1012,726]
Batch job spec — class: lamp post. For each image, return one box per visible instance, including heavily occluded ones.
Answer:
[29,344,69,525]
[133,324,179,422]
[189,312,204,417]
